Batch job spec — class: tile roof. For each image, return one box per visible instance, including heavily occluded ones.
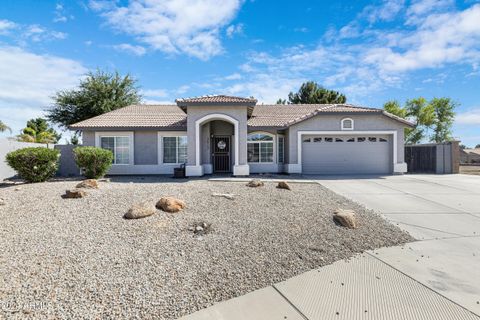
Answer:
[70,102,413,130]
[69,104,187,129]
[176,95,257,105]
[247,104,414,127]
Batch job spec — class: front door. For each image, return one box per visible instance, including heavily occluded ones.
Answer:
[212,136,231,173]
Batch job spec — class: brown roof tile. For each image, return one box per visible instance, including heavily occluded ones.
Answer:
[69,104,187,129]
[176,95,257,105]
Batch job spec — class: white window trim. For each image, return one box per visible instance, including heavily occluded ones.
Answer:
[157,131,188,165]
[95,131,134,165]
[277,134,285,164]
[247,131,275,164]
[341,118,354,131]
[296,130,398,171]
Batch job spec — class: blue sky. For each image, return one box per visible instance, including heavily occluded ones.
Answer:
[1,0,480,146]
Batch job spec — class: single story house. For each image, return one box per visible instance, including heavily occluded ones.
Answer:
[70,95,414,176]
[460,148,480,164]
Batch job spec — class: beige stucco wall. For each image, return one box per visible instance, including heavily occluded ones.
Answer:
[186,105,248,166]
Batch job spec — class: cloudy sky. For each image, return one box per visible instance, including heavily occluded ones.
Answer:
[1,0,480,146]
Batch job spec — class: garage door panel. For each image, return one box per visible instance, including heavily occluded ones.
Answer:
[302,135,391,174]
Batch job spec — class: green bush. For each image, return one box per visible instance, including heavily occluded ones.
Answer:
[74,146,113,179]
[6,147,60,182]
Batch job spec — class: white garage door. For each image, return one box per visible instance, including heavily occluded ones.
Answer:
[302,135,392,174]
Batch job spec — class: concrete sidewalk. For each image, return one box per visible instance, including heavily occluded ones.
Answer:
[182,174,480,320]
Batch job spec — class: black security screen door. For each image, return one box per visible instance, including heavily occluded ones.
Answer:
[212,136,231,173]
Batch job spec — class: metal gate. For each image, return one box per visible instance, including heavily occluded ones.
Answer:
[405,145,437,173]
[212,136,231,173]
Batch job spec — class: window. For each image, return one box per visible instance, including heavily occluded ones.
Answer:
[248,133,274,163]
[303,138,311,143]
[379,137,388,142]
[100,136,131,165]
[368,137,377,142]
[163,136,187,164]
[341,118,354,130]
[347,137,355,142]
[278,136,284,164]
[357,137,366,142]
[325,137,333,142]
[335,138,344,142]
[313,137,322,142]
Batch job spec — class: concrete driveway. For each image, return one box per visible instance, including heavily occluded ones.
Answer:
[182,174,480,320]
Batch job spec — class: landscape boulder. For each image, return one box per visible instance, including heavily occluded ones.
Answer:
[63,189,87,199]
[76,179,99,189]
[333,209,357,229]
[124,203,156,219]
[246,179,264,188]
[277,181,291,190]
[156,197,186,213]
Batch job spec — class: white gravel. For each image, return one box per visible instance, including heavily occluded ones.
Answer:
[0,177,413,319]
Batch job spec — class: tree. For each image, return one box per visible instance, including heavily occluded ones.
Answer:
[460,144,467,150]
[47,70,142,129]
[17,118,61,144]
[287,81,346,104]
[0,120,11,133]
[383,98,435,144]
[276,98,287,104]
[430,97,456,143]
[475,144,480,149]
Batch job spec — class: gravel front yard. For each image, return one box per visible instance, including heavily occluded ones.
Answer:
[0,177,413,319]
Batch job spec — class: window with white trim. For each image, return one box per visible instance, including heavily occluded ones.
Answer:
[163,136,187,164]
[341,118,354,130]
[277,136,284,163]
[100,136,131,164]
[247,133,274,163]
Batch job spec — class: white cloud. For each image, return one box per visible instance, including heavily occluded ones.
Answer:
[53,3,73,23]
[113,43,146,56]
[22,25,68,42]
[0,19,17,35]
[0,46,86,134]
[294,27,309,33]
[226,23,244,38]
[142,88,168,98]
[91,0,243,60]
[362,0,405,23]
[456,108,480,125]
[224,73,242,80]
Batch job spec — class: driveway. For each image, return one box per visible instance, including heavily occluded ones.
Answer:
[183,174,480,320]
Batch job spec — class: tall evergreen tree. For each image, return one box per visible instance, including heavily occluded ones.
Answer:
[286,81,346,104]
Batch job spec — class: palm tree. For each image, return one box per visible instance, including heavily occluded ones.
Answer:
[0,120,11,133]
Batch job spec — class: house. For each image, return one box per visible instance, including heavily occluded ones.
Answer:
[460,148,480,164]
[70,95,414,176]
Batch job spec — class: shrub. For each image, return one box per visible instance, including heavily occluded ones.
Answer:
[74,146,113,179]
[6,147,60,182]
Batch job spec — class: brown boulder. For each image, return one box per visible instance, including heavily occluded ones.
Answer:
[246,179,264,188]
[76,179,99,189]
[63,189,87,199]
[156,197,186,213]
[333,209,357,229]
[277,181,291,190]
[124,203,156,219]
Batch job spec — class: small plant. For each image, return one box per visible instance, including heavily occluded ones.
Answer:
[73,146,113,179]
[6,147,60,182]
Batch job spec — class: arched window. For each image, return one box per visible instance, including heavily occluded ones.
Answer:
[247,132,274,163]
[341,118,354,130]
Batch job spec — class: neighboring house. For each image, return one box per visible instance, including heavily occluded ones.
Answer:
[460,148,480,164]
[70,95,414,176]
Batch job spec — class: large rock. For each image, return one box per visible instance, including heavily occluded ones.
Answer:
[63,189,87,199]
[76,179,99,189]
[333,209,357,229]
[246,179,264,188]
[156,197,186,213]
[277,181,291,190]
[124,203,156,219]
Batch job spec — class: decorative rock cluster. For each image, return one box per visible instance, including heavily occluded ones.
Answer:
[188,222,211,236]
